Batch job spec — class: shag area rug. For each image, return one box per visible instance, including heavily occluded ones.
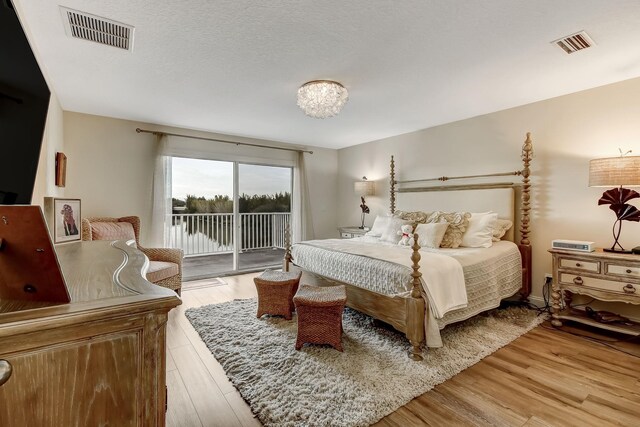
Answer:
[185,299,545,427]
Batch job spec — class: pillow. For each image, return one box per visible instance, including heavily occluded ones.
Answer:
[394,210,431,224]
[492,219,513,242]
[365,215,391,237]
[91,221,136,241]
[425,211,471,248]
[461,212,498,248]
[414,222,449,248]
[380,217,412,244]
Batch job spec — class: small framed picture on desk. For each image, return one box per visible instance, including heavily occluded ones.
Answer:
[44,197,82,244]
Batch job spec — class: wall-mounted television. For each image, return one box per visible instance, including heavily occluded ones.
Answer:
[0,0,50,205]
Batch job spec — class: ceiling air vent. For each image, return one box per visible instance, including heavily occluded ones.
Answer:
[552,31,595,54]
[60,7,134,51]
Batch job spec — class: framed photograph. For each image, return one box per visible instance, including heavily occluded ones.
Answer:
[44,197,82,244]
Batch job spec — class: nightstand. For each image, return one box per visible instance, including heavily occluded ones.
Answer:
[338,226,368,239]
[549,248,640,335]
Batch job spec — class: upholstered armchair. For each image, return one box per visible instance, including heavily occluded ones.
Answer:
[81,216,183,295]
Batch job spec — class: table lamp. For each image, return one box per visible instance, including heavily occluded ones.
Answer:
[354,177,375,229]
[589,153,640,253]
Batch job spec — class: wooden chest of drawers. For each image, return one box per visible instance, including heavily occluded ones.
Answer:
[549,248,640,335]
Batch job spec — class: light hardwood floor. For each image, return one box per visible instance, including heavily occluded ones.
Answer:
[166,273,640,427]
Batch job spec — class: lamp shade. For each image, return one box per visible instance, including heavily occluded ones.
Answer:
[589,156,640,187]
[354,180,375,196]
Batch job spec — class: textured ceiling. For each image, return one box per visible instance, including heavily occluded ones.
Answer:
[12,0,640,149]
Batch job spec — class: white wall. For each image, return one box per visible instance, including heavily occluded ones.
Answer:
[63,112,338,244]
[338,76,640,314]
[32,91,65,206]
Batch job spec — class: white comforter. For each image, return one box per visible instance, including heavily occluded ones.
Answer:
[292,238,467,318]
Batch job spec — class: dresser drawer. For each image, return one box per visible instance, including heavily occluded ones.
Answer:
[559,258,600,273]
[560,273,638,295]
[606,263,640,278]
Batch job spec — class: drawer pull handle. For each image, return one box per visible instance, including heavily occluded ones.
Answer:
[624,284,637,294]
[0,360,12,387]
[626,269,633,274]
[573,276,584,285]
[575,263,582,268]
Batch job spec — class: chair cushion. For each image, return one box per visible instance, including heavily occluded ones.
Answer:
[91,222,136,241]
[147,261,179,283]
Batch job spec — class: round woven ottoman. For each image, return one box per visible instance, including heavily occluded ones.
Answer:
[253,269,302,320]
[293,284,347,352]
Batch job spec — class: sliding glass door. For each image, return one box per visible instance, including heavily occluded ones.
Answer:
[170,158,292,280]
[237,163,292,271]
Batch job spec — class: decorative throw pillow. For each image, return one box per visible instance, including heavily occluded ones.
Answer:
[414,222,449,248]
[365,215,391,237]
[380,217,412,244]
[425,211,471,248]
[492,219,513,242]
[394,210,431,224]
[91,222,136,241]
[461,212,498,248]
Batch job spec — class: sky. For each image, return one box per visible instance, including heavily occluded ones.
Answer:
[172,157,292,200]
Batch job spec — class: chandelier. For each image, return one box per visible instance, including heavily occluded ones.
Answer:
[296,80,349,119]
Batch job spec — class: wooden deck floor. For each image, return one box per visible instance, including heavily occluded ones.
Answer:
[166,273,640,427]
[182,248,285,281]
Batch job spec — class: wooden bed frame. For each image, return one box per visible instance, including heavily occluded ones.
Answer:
[284,133,533,360]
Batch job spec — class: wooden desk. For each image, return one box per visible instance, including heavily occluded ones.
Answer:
[0,240,181,426]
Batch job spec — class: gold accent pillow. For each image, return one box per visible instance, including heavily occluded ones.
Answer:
[394,210,432,224]
[492,219,513,242]
[426,211,471,248]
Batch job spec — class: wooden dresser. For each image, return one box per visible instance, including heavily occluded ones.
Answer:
[549,248,640,335]
[0,240,181,426]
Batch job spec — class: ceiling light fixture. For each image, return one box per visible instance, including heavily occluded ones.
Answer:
[296,80,348,119]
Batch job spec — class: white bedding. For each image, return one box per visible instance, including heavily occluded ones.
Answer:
[291,237,522,347]
[293,237,466,318]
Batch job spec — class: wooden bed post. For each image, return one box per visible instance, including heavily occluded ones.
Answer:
[518,132,533,299]
[390,156,396,214]
[406,233,426,361]
[284,224,292,272]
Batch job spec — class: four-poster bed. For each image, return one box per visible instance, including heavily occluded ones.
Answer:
[284,133,534,360]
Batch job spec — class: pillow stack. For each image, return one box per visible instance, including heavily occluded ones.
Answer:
[364,210,513,249]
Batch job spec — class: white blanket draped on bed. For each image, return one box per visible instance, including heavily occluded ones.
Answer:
[293,239,468,318]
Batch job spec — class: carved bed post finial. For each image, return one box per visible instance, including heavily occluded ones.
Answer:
[390,156,396,214]
[520,132,533,246]
[284,223,292,272]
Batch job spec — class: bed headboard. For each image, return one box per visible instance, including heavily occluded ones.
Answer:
[390,133,533,299]
[394,188,516,242]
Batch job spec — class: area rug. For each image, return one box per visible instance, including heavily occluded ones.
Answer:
[185,299,545,427]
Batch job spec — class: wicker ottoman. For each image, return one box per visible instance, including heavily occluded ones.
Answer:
[293,284,347,352]
[254,269,302,320]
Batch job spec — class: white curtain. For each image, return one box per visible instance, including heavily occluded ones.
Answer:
[150,134,172,247]
[292,151,314,243]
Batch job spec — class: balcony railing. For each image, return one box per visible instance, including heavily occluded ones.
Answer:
[168,212,290,257]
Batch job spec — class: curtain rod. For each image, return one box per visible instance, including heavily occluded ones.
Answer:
[135,128,314,154]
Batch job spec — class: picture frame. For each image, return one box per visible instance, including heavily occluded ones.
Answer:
[43,197,82,244]
[55,152,67,187]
